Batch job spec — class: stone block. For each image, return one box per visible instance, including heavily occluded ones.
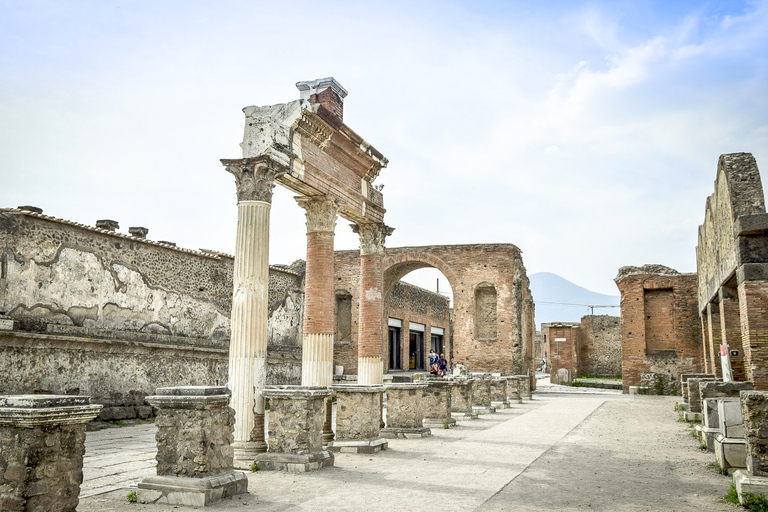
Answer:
[679,373,714,403]
[687,377,716,413]
[449,378,476,417]
[716,434,747,470]
[703,398,720,430]
[138,471,248,506]
[471,374,492,408]
[718,398,745,439]
[382,383,432,438]
[684,411,702,422]
[734,469,768,505]
[694,424,718,452]
[741,390,768,477]
[490,378,509,408]
[329,384,387,454]
[422,379,457,428]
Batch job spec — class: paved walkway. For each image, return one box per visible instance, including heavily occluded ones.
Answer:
[77,382,740,511]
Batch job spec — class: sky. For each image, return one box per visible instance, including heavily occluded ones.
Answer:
[1,0,767,297]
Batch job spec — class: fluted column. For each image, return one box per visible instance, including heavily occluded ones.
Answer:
[296,196,340,387]
[352,222,394,385]
[222,157,286,460]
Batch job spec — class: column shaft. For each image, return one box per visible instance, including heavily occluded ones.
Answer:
[302,230,335,386]
[358,253,384,384]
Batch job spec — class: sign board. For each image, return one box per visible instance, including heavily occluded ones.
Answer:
[554,338,567,342]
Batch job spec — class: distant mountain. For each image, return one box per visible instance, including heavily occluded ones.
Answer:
[529,272,620,329]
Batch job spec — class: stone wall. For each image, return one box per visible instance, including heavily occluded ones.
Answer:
[579,315,622,377]
[615,266,702,393]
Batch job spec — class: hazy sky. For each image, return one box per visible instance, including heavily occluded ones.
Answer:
[2,0,767,296]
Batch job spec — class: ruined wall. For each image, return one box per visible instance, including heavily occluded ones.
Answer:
[385,281,450,371]
[334,244,535,377]
[579,315,622,377]
[0,208,304,418]
[541,323,581,383]
[615,266,702,394]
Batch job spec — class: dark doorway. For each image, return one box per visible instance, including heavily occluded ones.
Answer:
[431,333,444,355]
[389,326,401,370]
[409,331,424,370]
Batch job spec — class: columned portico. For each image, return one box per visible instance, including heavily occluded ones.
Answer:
[352,222,394,385]
[222,157,286,460]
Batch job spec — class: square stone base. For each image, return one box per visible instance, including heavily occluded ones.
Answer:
[684,411,702,422]
[328,438,388,454]
[381,427,432,439]
[424,417,457,428]
[491,401,509,409]
[254,451,334,472]
[138,471,248,506]
[473,406,497,414]
[694,425,719,451]
[734,470,768,505]
[716,435,746,471]
[452,411,479,420]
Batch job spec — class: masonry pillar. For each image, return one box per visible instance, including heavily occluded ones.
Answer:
[222,157,286,461]
[720,287,745,381]
[706,302,722,379]
[734,391,768,503]
[701,315,712,375]
[352,222,394,385]
[738,280,768,390]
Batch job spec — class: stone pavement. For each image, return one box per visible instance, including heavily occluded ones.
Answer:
[78,383,739,511]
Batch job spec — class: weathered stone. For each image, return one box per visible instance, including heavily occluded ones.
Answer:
[680,373,714,403]
[490,378,509,408]
[382,383,431,438]
[329,385,387,453]
[422,378,457,427]
[450,378,477,419]
[740,390,768,477]
[687,378,717,413]
[0,395,101,511]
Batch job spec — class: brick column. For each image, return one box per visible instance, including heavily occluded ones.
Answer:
[701,315,712,375]
[738,281,768,390]
[0,395,101,512]
[707,302,723,379]
[351,222,394,385]
[720,289,745,381]
[222,157,286,461]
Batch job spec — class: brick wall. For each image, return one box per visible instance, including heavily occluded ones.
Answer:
[579,315,621,377]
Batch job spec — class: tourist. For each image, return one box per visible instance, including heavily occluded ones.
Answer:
[429,349,438,375]
[438,353,448,377]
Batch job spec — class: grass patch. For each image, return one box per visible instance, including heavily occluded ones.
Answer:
[709,461,729,476]
[721,485,768,511]
[126,491,138,503]
[250,462,258,472]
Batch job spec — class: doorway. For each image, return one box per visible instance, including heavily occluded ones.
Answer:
[389,325,402,370]
[409,331,424,370]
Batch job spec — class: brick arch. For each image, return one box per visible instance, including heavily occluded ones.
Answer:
[382,251,460,299]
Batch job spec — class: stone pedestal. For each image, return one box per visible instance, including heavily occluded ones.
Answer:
[513,375,532,400]
[450,378,478,420]
[685,377,717,416]
[422,379,457,428]
[138,386,247,506]
[490,378,510,409]
[471,374,496,414]
[505,376,523,404]
[329,385,388,453]
[715,398,747,471]
[680,373,715,403]
[733,390,768,504]
[0,395,102,512]
[254,386,333,472]
[382,383,431,438]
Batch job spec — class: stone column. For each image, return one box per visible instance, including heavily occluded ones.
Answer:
[138,386,247,506]
[254,386,333,472]
[0,395,101,512]
[422,378,457,428]
[222,157,286,460]
[720,289,745,381]
[450,378,478,420]
[352,222,394,385]
[707,302,722,379]
[329,384,388,453]
[382,383,431,438]
[734,391,768,503]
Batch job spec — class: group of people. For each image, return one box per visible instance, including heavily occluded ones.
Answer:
[429,349,448,377]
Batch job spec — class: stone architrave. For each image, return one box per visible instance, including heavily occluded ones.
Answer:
[471,374,496,414]
[734,391,768,504]
[381,383,431,438]
[221,157,287,461]
[330,384,388,453]
[490,378,510,409]
[0,395,102,512]
[351,222,394,385]
[422,378,457,428]
[254,386,333,472]
[137,386,247,506]
[297,196,341,446]
[450,378,478,420]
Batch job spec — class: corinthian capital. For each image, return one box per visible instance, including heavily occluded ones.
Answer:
[295,196,341,233]
[351,222,395,255]
[221,157,287,203]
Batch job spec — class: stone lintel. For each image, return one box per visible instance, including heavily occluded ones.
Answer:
[735,213,768,236]
[737,262,768,284]
[262,386,331,400]
[331,384,385,394]
[138,471,248,506]
[328,438,388,454]
[255,451,334,472]
[0,395,102,427]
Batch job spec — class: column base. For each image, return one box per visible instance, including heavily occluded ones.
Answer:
[716,434,747,471]
[328,438,388,454]
[734,470,768,505]
[451,411,479,420]
[254,451,334,472]
[423,417,457,428]
[491,401,510,409]
[232,440,267,469]
[473,405,497,414]
[137,471,247,506]
[381,427,432,439]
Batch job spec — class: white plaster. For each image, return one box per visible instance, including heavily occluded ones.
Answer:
[364,288,381,301]
[358,357,383,385]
